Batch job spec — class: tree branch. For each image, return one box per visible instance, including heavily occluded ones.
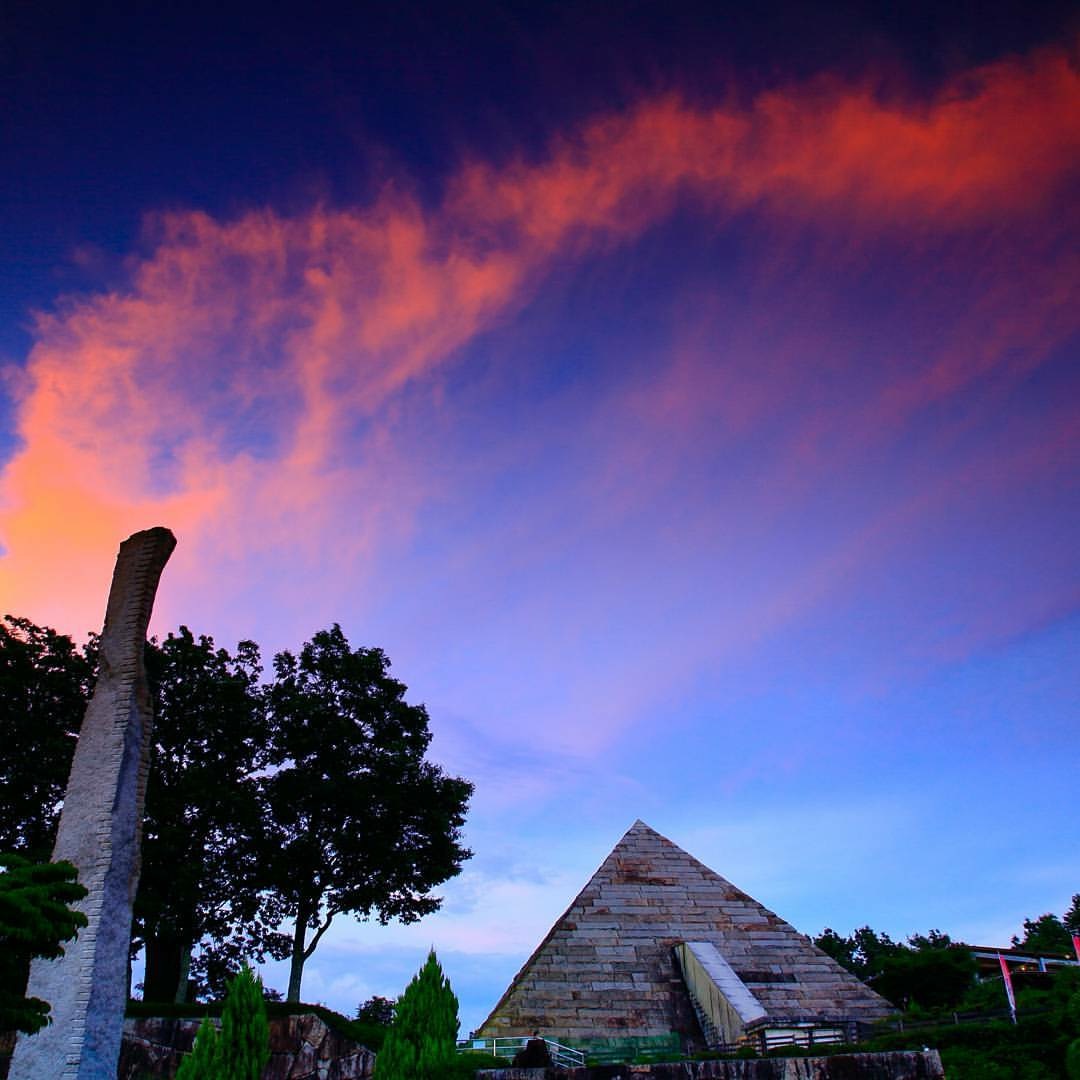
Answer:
[303,909,337,960]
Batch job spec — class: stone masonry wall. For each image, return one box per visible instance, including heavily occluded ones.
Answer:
[117,1014,375,1079]
[475,1051,944,1079]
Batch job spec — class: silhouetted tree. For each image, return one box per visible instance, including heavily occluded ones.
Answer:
[356,995,396,1025]
[814,925,974,1009]
[137,628,289,1001]
[1065,895,1080,938]
[814,927,858,973]
[1013,912,1073,955]
[263,626,472,1001]
[0,616,93,858]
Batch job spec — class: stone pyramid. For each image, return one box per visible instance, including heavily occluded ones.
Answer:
[477,820,892,1050]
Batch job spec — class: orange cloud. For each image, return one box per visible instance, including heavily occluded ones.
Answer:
[1,41,1076,636]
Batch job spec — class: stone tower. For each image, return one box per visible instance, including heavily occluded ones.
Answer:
[11,528,176,1080]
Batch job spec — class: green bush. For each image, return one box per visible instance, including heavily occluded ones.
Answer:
[449,1052,506,1075]
[374,949,460,1080]
[217,967,269,1080]
[171,967,269,1080]
[0,854,88,1034]
[861,1011,1071,1077]
[175,1016,219,1080]
[1066,1037,1080,1080]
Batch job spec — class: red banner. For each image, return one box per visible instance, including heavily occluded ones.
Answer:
[1073,934,1080,963]
[998,954,1017,1020]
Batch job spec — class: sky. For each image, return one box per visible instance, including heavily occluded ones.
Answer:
[2,0,1078,1034]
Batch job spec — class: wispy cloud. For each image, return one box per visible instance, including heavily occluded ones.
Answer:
[1,42,1075,759]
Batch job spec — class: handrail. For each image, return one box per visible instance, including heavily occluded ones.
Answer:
[457,1035,586,1068]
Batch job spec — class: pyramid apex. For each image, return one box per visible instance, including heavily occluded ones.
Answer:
[619,818,669,844]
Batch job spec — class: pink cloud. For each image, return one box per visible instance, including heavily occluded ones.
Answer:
[1,40,1076,645]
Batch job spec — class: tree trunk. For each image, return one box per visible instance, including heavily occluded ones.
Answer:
[173,946,192,1003]
[143,936,183,1002]
[286,907,308,1002]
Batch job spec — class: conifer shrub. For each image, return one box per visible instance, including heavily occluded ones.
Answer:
[218,966,270,1080]
[172,966,269,1080]
[375,949,459,1080]
[175,1016,219,1080]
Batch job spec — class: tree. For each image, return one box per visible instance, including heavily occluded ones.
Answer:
[813,925,903,981]
[375,950,459,1080]
[1013,912,1073,955]
[356,995,396,1025]
[174,967,269,1080]
[175,1016,219,1080]
[814,927,857,973]
[0,616,93,858]
[137,628,289,1001]
[216,966,270,1080]
[813,925,975,1009]
[1063,895,1080,937]
[873,944,977,1010]
[263,625,473,1002]
[0,854,88,1033]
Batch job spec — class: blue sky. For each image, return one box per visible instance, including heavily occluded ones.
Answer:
[2,0,1078,1033]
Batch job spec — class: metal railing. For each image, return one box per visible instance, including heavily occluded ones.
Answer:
[457,1035,586,1068]
[758,1025,846,1052]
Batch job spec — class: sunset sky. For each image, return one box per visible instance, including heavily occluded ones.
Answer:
[2,1,1078,1031]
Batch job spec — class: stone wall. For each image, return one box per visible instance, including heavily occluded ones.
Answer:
[117,1013,375,1079]
[474,1052,944,1079]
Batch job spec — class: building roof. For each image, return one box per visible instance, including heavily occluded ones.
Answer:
[478,820,894,1045]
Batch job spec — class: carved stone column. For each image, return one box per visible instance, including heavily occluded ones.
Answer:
[11,527,176,1080]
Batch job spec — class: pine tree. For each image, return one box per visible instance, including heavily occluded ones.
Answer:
[1064,894,1080,937]
[174,967,269,1080]
[175,1016,220,1080]
[217,966,270,1080]
[375,949,459,1080]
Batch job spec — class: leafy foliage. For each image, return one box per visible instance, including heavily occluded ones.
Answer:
[1013,911,1074,955]
[375,949,459,1080]
[873,942,977,1010]
[813,927,857,972]
[138,628,289,1001]
[0,854,88,1033]
[864,969,1080,1078]
[0,615,473,1008]
[356,994,396,1025]
[814,925,975,1009]
[0,616,93,858]
[263,626,473,1001]
[1065,895,1080,937]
